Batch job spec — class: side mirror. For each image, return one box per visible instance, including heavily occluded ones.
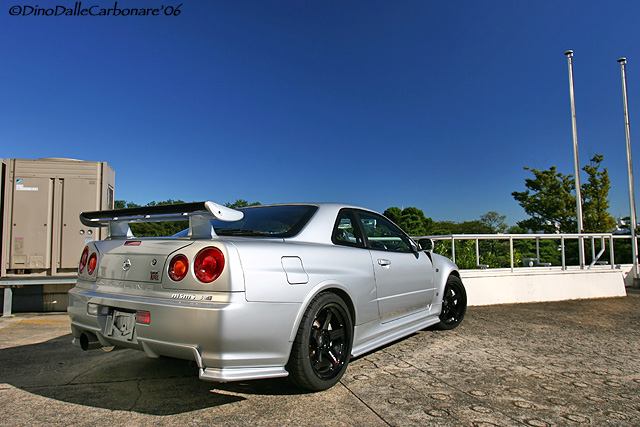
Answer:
[417,238,434,252]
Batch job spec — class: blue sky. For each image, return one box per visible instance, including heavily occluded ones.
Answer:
[2,1,639,224]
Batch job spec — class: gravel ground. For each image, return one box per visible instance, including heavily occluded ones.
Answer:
[1,290,639,426]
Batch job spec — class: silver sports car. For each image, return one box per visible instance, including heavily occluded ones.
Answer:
[68,202,466,391]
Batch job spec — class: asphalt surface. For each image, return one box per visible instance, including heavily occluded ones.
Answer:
[1,291,639,427]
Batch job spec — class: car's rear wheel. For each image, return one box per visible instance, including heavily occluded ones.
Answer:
[435,275,467,330]
[286,292,353,391]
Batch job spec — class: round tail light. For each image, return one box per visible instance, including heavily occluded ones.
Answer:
[79,247,89,274]
[194,247,225,283]
[168,254,189,281]
[87,253,98,275]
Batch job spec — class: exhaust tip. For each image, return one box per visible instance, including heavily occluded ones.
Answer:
[79,332,101,351]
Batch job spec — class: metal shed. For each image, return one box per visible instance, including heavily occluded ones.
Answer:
[1,158,115,313]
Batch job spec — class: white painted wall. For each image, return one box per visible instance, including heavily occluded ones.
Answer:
[461,267,627,306]
[620,264,638,288]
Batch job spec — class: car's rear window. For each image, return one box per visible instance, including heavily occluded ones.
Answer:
[210,205,318,238]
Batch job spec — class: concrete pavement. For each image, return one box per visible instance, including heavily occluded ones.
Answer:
[1,291,639,426]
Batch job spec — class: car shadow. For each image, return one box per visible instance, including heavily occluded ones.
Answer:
[0,334,309,416]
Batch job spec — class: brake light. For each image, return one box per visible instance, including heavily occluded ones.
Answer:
[194,247,225,283]
[168,254,189,281]
[136,311,151,324]
[79,247,89,273]
[87,253,98,275]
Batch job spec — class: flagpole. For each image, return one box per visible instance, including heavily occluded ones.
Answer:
[565,50,585,268]
[618,57,638,280]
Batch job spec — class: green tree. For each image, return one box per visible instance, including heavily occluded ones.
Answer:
[581,154,616,232]
[144,199,186,207]
[453,220,492,234]
[114,200,140,209]
[513,154,616,234]
[430,219,491,235]
[475,212,511,267]
[383,206,434,236]
[512,166,577,233]
[480,211,509,233]
[383,207,403,224]
[225,199,261,209]
[128,199,187,237]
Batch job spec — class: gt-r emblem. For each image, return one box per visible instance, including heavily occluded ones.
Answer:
[150,270,159,281]
[122,259,132,271]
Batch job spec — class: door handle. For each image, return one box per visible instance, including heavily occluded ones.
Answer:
[378,259,391,267]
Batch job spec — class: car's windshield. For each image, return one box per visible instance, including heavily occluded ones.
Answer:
[175,205,318,238]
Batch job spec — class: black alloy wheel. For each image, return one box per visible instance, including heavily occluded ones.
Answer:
[435,275,467,330]
[287,292,353,391]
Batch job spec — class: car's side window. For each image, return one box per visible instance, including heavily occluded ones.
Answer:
[357,211,413,253]
[332,209,365,248]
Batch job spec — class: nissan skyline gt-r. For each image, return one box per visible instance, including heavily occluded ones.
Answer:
[68,201,466,391]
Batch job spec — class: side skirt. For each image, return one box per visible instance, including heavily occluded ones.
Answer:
[351,311,441,358]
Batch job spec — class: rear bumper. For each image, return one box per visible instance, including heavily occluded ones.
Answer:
[67,286,301,382]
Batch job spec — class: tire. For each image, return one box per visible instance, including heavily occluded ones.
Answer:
[286,292,353,391]
[434,275,467,330]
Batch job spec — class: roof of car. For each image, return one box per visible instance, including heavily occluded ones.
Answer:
[268,203,377,245]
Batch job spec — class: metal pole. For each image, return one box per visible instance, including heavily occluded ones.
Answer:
[618,57,639,279]
[451,236,456,263]
[610,235,615,269]
[565,50,585,268]
[509,236,514,273]
[3,288,12,317]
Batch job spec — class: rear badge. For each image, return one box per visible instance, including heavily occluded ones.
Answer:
[150,270,159,281]
[172,293,196,300]
[122,259,132,271]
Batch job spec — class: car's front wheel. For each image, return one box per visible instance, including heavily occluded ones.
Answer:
[286,292,353,391]
[434,275,467,330]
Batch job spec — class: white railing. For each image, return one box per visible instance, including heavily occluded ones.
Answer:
[414,233,639,273]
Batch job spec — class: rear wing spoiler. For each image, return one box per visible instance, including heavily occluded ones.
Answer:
[79,201,244,239]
